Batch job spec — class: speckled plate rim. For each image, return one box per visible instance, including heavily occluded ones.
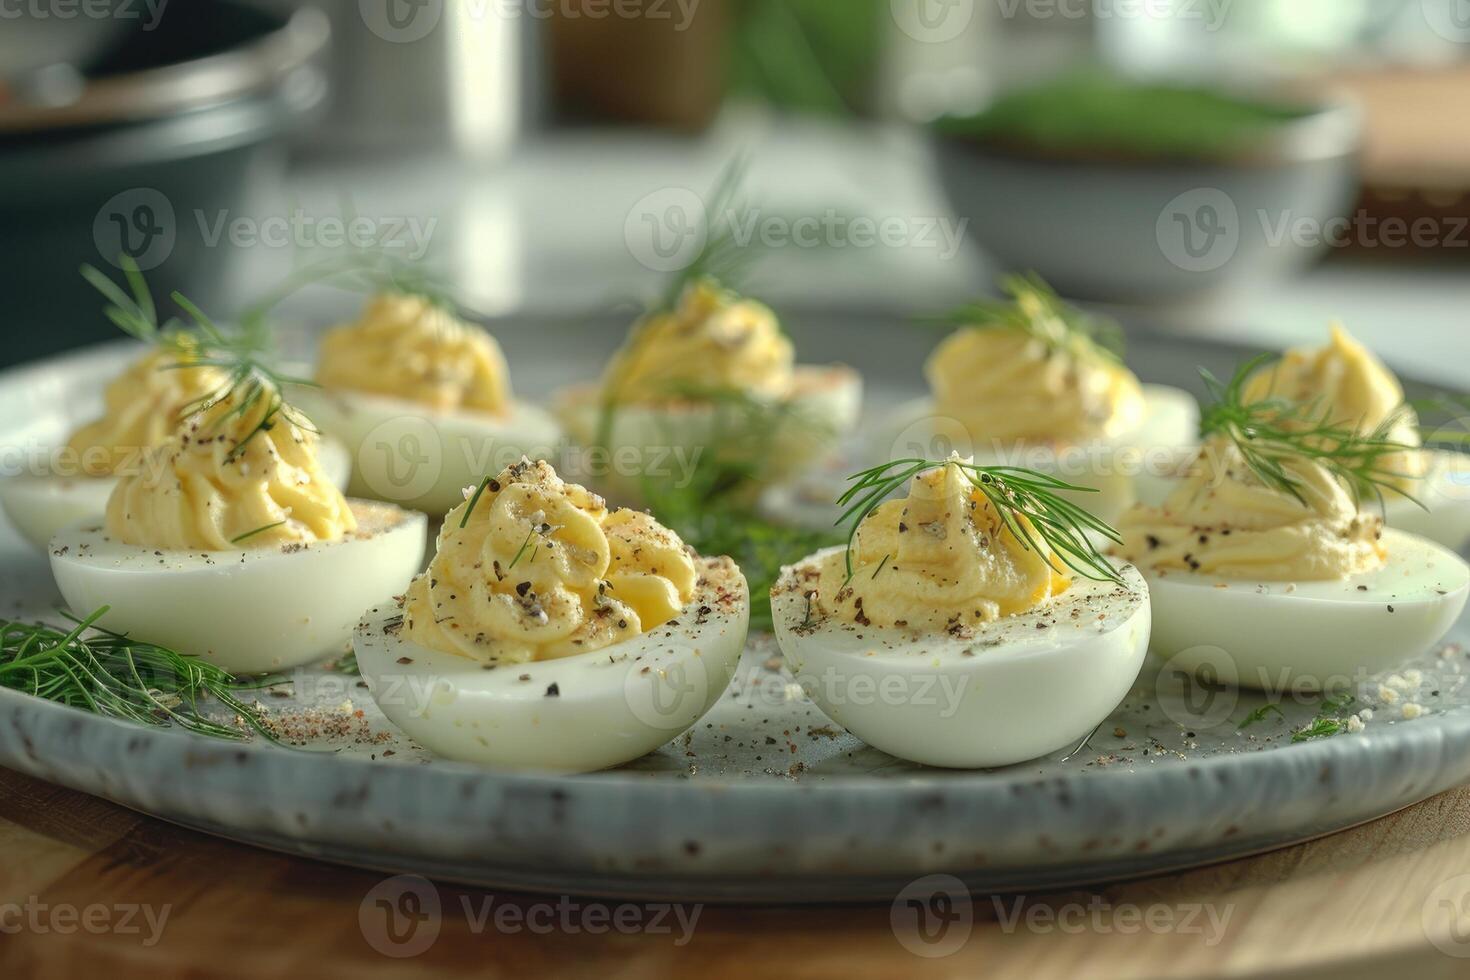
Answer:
[4,681,1470,901]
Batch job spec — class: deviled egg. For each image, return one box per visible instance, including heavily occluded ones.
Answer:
[291,292,563,515]
[1117,433,1469,692]
[772,455,1150,768]
[50,377,426,674]
[1237,324,1470,550]
[554,278,861,501]
[885,277,1197,524]
[355,457,749,772]
[1,345,348,553]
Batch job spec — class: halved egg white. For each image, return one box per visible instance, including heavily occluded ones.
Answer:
[49,501,427,674]
[354,557,749,772]
[1143,528,1469,692]
[0,437,352,553]
[880,385,1198,525]
[290,385,563,516]
[553,366,862,498]
[771,548,1151,769]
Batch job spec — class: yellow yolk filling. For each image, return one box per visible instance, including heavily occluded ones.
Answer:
[403,458,698,664]
[925,296,1145,445]
[1243,323,1425,491]
[106,383,356,551]
[66,346,228,477]
[316,292,513,414]
[1117,436,1386,581]
[814,458,1070,631]
[600,279,795,404]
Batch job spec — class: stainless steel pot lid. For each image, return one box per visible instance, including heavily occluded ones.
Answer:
[0,6,328,134]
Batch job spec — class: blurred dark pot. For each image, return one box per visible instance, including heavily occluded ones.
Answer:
[931,101,1363,304]
[0,2,327,368]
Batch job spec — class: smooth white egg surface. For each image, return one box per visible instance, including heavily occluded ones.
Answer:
[554,366,862,496]
[0,475,115,552]
[771,548,1151,769]
[881,385,1198,525]
[1383,451,1470,551]
[354,556,749,772]
[0,436,353,554]
[49,501,428,674]
[1143,528,1470,692]
[292,385,564,515]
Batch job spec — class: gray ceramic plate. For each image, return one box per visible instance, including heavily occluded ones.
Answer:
[2,313,1468,902]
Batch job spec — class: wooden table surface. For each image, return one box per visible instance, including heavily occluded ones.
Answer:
[4,766,1470,979]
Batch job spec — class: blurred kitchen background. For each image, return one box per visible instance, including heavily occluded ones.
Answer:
[1,0,1466,379]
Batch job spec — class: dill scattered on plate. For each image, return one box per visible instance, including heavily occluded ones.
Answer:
[1237,703,1285,730]
[835,458,1125,587]
[1198,355,1422,509]
[930,273,1125,362]
[0,607,276,742]
[1291,693,1358,743]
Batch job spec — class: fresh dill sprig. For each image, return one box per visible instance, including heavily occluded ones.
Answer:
[0,608,276,742]
[929,273,1126,363]
[237,245,458,329]
[1199,355,1422,509]
[597,156,764,452]
[80,256,179,343]
[657,154,757,313]
[834,458,1125,586]
[168,290,320,463]
[81,261,319,462]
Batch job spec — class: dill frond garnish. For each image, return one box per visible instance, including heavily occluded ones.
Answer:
[168,290,321,462]
[596,156,764,452]
[81,260,319,461]
[657,154,756,313]
[0,607,276,742]
[238,244,459,329]
[1198,355,1422,509]
[835,458,1125,586]
[931,273,1126,363]
[80,255,177,343]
